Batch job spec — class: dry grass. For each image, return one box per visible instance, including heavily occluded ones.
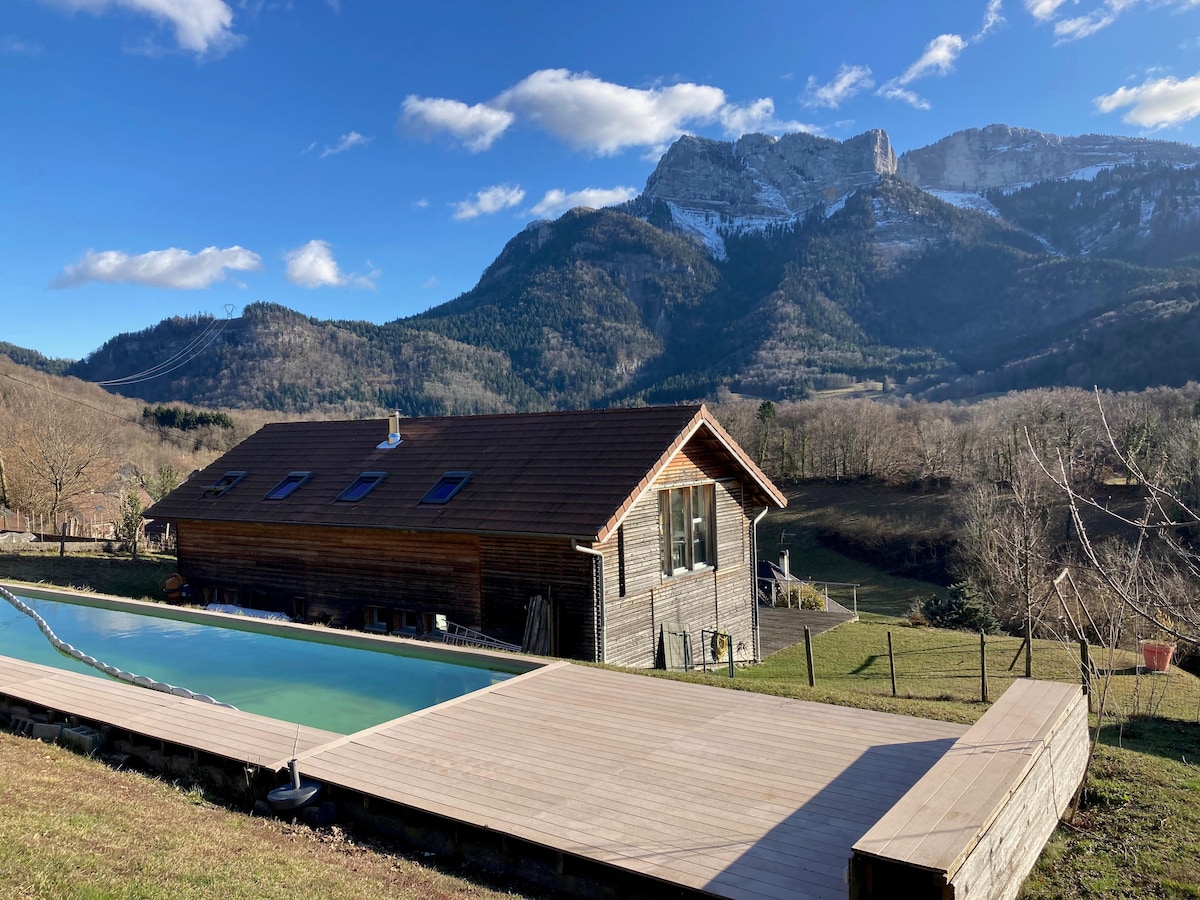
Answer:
[0,732,528,900]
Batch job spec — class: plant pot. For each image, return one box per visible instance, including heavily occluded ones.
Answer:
[1141,640,1175,673]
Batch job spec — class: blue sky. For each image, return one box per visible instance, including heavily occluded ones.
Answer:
[4,0,1200,360]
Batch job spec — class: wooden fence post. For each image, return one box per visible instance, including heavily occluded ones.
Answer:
[1080,639,1092,712]
[887,631,897,698]
[1025,618,1033,678]
[804,626,815,688]
[980,632,989,703]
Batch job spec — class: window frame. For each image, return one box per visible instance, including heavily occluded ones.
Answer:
[337,471,387,502]
[660,482,716,578]
[201,470,246,499]
[420,471,472,504]
[264,471,312,501]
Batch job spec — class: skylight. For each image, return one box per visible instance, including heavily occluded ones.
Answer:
[265,472,311,501]
[201,471,246,498]
[421,471,472,504]
[338,472,386,502]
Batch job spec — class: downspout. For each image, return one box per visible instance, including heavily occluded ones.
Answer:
[751,507,768,663]
[572,540,605,664]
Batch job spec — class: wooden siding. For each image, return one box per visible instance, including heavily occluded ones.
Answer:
[177,520,483,629]
[599,431,757,668]
[851,680,1089,900]
[477,535,595,659]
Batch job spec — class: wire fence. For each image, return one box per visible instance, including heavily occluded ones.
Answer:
[792,626,1200,722]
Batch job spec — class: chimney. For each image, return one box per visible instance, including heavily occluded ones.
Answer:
[377,411,403,449]
[779,550,790,580]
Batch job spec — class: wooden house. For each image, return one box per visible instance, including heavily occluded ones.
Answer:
[145,405,786,668]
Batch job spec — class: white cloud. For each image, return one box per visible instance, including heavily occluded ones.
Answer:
[1,35,43,55]
[1053,0,1139,41]
[413,198,429,208]
[1030,0,1194,43]
[1096,70,1200,128]
[878,33,967,109]
[975,0,1006,38]
[285,240,377,289]
[406,69,813,155]
[530,186,638,218]
[453,184,525,220]
[494,69,727,155]
[320,131,368,158]
[52,245,261,289]
[1025,0,1071,19]
[400,96,514,152]
[421,275,437,288]
[878,86,932,110]
[896,34,968,84]
[802,64,874,109]
[45,0,241,55]
[718,98,818,137]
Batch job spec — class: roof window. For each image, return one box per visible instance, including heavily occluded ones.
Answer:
[421,471,472,504]
[338,472,386,502]
[265,472,311,501]
[201,471,246,499]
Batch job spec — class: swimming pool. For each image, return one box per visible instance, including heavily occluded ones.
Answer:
[0,588,530,734]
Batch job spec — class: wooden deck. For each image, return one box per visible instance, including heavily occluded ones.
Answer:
[296,662,965,900]
[851,680,1088,900]
[9,649,1094,900]
[0,656,338,769]
[759,606,858,658]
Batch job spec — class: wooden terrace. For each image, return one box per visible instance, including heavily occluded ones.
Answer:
[0,650,1085,899]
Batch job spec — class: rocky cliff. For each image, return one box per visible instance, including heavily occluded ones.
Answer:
[897,124,1200,192]
[638,129,897,255]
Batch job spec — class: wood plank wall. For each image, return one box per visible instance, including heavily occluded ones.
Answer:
[597,435,757,668]
[176,520,483,628]
[478,535,596,659]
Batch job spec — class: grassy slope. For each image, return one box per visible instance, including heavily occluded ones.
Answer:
[0,734,527,900]
[2,555,1198,899]
[0,550,176,602]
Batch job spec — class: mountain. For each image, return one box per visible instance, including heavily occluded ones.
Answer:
[633,130,897,257]
[33,124,1200,413]
[897,124,1200,193]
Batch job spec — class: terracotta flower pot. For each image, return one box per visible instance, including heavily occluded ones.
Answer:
[1141,640,1175,673]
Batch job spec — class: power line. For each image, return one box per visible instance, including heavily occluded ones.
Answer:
[0,370,142,425]
[95,305,234,387]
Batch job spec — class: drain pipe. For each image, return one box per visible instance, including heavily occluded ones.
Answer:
[572,541,606,664]
[751,507,768,663]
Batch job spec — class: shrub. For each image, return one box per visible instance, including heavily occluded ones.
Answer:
[918,581,999,634]
[780,582,828,610]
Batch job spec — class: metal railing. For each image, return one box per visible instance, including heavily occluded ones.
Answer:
[441,621,521,653]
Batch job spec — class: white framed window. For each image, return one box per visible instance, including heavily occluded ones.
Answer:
[660,483,714,576]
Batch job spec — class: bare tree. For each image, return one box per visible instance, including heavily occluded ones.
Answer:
[2,389,114,521]
[956,450,1057,645]
[1037,392,1200,647]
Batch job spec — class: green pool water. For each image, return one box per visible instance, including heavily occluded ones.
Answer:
[0,591,525,734]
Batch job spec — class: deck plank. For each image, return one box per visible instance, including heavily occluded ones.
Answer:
[0,650,993,900]
[297,662,965,898]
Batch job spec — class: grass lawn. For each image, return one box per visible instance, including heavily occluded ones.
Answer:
[0,550,175,602]
[1022,719,1200,900]
[0,733,528,900]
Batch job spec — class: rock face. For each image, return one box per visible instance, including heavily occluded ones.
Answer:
[898,124,1200,192]
[639,130,897,253]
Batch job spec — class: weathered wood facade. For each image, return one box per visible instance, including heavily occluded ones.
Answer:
[596,430,757,667]
[149,406,786,667]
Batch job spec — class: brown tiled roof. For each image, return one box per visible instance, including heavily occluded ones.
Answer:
[146,405,785,541]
